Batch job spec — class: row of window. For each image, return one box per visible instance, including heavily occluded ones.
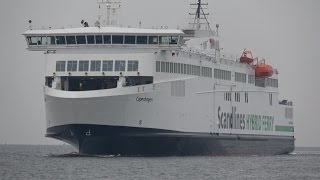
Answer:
[225,92,232,102]
[225,92,273,105]
[269,94,273,106]
[156,63,277,85]
[27,35,179,46]
[244,92,249,103]
[56,60,139,72]
[156,61,212,78]
[235,92,241,102]
[224,92,249,103]
[266,78,278,88]
[235,72,246,83]
[214,69,231,81]
[248,75,255,84]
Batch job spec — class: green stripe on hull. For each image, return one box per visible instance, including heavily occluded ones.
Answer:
[275,125,294,132]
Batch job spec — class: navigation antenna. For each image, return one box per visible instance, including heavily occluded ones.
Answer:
[97,0,121,27]
[189,0,213,33]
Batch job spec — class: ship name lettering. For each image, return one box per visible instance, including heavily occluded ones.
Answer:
[136,97,153,103]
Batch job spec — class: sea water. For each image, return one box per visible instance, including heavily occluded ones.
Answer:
[0,145,319,180]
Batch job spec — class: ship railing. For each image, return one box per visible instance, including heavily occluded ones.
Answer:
[220,58,246,68]
[181,47,246,67]
[26,25,77,31]
[220,52,237,61]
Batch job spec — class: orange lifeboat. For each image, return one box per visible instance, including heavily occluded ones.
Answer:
[240,49,254,64]
[255,63,273,78]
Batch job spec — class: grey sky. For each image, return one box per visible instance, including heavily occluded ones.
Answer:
[0,0,319,146]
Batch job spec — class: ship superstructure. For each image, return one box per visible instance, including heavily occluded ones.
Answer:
[23,0,294,155]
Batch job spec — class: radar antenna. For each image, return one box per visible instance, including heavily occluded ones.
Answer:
[97,0,121,27]
[189,0,213,33]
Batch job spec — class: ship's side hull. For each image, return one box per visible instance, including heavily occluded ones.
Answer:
[47,124,294,156]
[44,77,295,156]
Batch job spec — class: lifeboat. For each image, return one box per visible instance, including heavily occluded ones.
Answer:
[255,63,273,78]
[240,49,254,64]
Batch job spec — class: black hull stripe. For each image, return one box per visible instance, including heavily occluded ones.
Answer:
[47,124,295,156]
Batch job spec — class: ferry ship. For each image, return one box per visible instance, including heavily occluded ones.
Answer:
[24,0,294,156]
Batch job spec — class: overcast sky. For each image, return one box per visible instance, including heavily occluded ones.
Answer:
[0,0,319,146]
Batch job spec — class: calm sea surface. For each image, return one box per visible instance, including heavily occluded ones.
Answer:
[0,145,319,180]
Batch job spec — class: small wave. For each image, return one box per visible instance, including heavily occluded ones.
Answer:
[290,152,320,155]
[46,152,121,158]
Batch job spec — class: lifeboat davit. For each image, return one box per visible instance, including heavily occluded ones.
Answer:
[255,64,273,78]
[240,49,254,64]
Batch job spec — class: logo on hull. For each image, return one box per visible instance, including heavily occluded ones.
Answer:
[217,106,274,131]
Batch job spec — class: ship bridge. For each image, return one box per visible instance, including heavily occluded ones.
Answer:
[24,27,185,92]
[23,27,184,52]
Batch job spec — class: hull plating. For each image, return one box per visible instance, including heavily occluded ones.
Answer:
[47,124,295,156]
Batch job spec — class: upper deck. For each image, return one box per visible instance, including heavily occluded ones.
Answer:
[24,27,184,51]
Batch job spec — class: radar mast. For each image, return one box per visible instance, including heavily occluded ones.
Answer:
[189,0,209,30]
[97,0,121,27]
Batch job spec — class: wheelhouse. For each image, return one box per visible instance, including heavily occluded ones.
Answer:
[24,27,184,51]
[24,27,184,92]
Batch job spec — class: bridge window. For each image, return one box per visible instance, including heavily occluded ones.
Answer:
[91,61,101,71]
[103,35,111,44]
[79,61,89,71]
[76,36,86,44]
[56,61,66,72]
[149,36,158,44]
[112,35,124,44]
[159,36,169,44]
[56,36,66,45]
[48,36,56,45]
[115,60,126,71]
[37,36,47,45]
[66,36,76,45]
[67,61,77,71]
[128,60,139,71]
[95,35,103,44]
[125,36,136,44]
[87,35,95,44]
[27,36,38,45]
[137,36,148,44]
[169,36,178,44]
